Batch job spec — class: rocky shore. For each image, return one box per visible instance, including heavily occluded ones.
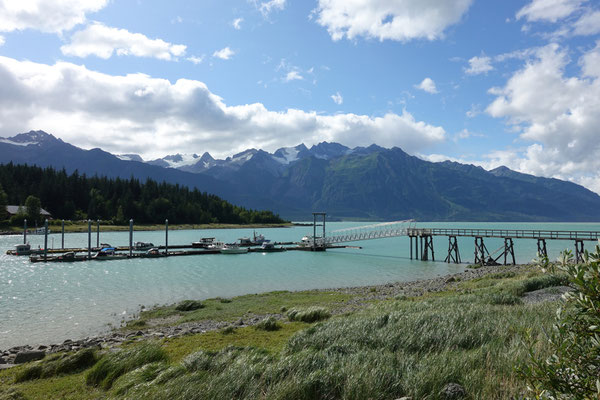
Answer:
[1,263,567,368]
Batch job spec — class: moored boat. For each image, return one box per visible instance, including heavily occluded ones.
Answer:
[92,247,128,260]
[134,242,154,251]
[220,245,248,254]
[259,241,286,252]
[192,237,216,248]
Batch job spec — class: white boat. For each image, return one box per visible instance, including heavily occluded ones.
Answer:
[192,237,216,248]
[260,241,286,252]
[134,241,154,251]
[220,245,248,254]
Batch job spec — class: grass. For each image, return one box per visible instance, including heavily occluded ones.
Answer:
[85,343,167,389]
[287,307,331,323]
[254,316,281,331]
[174,300,205,312]
[0,265,569,399]
[127,290,352,329]
[14,349,97,383]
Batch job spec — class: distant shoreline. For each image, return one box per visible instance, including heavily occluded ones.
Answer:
[0,222,293,235]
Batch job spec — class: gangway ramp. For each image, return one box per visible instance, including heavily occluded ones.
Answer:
[315,220,415,246]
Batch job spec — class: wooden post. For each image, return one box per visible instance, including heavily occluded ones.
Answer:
[23,219,27,244]
[537,239,547,258]
[96,220,100,248]
[43,219,48,262]
[445,236,461,264]
[409,236,413,260]
[61,220,65,249]
[504,238,515,265]
[88,219,92,260]
[129,219,133,257]
[575,240,585,263]
[165,219,169,256]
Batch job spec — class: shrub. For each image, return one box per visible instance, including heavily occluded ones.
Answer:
[522,245,600,398]
[175,300,205,312]
[86,343,167,389]
[255,316,281,331]
[220,326,237,335]
[287,307,331,323]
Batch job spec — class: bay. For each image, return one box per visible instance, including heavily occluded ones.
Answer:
[1,221,599,349]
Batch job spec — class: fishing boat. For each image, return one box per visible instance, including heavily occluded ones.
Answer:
[192,237,216,248]
[259,241,286,252]
[134,242,154,251]
[220,245,248,254]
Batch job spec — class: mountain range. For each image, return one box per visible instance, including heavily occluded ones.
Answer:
[1,130,599,221]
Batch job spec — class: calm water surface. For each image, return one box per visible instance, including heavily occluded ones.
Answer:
[1,221,599,349]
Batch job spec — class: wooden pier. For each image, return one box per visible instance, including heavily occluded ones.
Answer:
[407,228,600,265]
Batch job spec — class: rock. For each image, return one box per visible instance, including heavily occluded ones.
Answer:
[236,318,244,326]
[440,383,466,399]
[36,345,48,351]
[14,350,46,364]
[0,357,5,364]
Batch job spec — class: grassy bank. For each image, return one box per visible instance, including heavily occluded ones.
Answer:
[0,265,568,399]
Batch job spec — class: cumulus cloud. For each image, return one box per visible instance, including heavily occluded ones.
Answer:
[415,77,438,94]
[61,23,186,60]
[213,47,235,60]
[516,0,583,22]
[331,92,343,105]
[0,0,107,34]
[257,0,286,17]
[0,35,4,46]
[0,56,446,159]
[465,55,493,75]
[187,55,205,65]
[284,70,303,82]
[486,43,600,193]
[232,18,243,30]
[315,0,474,42]
[573,10,600,36]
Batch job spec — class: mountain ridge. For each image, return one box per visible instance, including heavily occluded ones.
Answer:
[1,130,599,221]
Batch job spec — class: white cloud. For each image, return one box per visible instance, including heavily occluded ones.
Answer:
[315,0,474,42]
[258,0,286,17]
[573,10,600,36]
[284,70,303,82]
[486,43,600,193]
[0,56,446,159]
[213,47,235,60]
[61,23,186,60]
[415,77,438,94]
[0,0,107,34]
[232,18,243,30]
[187,55,205,65]
[465,55,493,75]
[516,0,583,22]
[0,35,4,46]
[331,92,343,105]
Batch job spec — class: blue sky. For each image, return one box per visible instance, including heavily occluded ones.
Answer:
[1,0,600,192]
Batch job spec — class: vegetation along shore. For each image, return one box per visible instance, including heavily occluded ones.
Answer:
[2,249,598,399]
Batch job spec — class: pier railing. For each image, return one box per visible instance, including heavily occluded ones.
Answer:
[314,220,416,246]
[406,228,600,241]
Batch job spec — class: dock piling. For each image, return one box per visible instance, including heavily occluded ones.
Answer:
[43,219,48,262]
[61,220,64,249]
[129,219,133,257]
[96,220,100,248]
[87,220,92,260]
[575,240,585,263]
[445,236,461,263]
[165,219,169,256]
[23,219,27,244]
[537,239,547,258]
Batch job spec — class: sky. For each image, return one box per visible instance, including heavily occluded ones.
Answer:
[0,0,600,192]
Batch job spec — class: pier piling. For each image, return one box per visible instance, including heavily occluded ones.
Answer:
[61,220,65,249]
[87,220,92,260]
[23,219,27,244]
[165,219,169,256]
[43,219,48,262]
[129,219,133,257]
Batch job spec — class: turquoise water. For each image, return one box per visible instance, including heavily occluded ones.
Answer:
[1,221,599,349]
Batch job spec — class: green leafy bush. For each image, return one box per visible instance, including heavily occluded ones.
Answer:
[522,245,600,398]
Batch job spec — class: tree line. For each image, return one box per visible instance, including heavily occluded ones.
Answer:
[0,163,286,225]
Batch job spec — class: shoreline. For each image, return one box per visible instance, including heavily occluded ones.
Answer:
[0,222,293,235]
[0,263,536,363]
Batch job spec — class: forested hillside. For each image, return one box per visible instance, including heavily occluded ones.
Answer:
[0,163,285,225]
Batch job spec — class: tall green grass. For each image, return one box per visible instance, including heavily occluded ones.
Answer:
[14,349,97,383]
[85,343,167,389]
